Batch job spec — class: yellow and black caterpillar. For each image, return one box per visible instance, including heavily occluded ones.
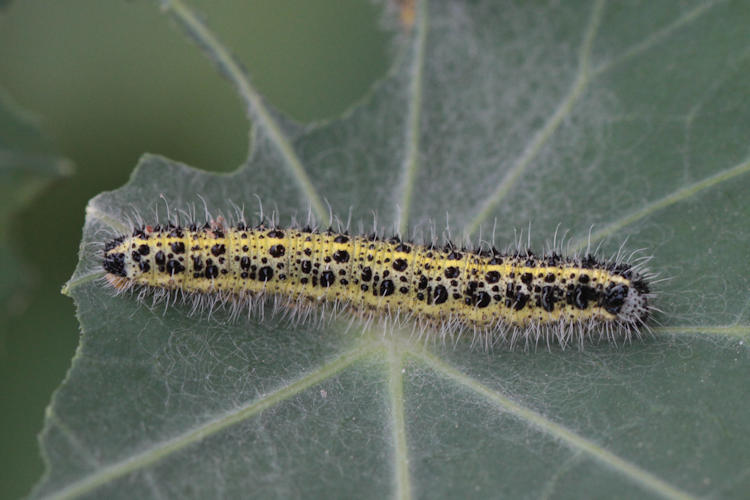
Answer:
[103,220,652,347]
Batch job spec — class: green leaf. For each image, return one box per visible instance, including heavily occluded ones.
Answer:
[0,89,72,314]
[37,0,750,498]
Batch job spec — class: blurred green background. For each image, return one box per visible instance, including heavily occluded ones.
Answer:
[0,1,388,497]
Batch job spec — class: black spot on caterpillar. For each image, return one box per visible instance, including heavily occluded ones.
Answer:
[101,215,654,349]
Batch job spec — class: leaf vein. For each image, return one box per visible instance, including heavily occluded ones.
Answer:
[591,0,725,77]
[573,158,750,250]
[397,0,428,235]
[388,345,412,500]
[39,345,373,500]
[415,351,698,500]
[654,325,750,339]
[85,205,129,234]
[159,0,328,222]
[465,0,605,237]
[61,272,106,296]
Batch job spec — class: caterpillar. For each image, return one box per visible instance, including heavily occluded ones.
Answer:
[102,217,653,348]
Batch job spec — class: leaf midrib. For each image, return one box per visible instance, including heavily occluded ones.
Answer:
[40,332,717,500]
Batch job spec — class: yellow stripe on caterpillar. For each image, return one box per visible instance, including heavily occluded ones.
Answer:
[102,219,652,348]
